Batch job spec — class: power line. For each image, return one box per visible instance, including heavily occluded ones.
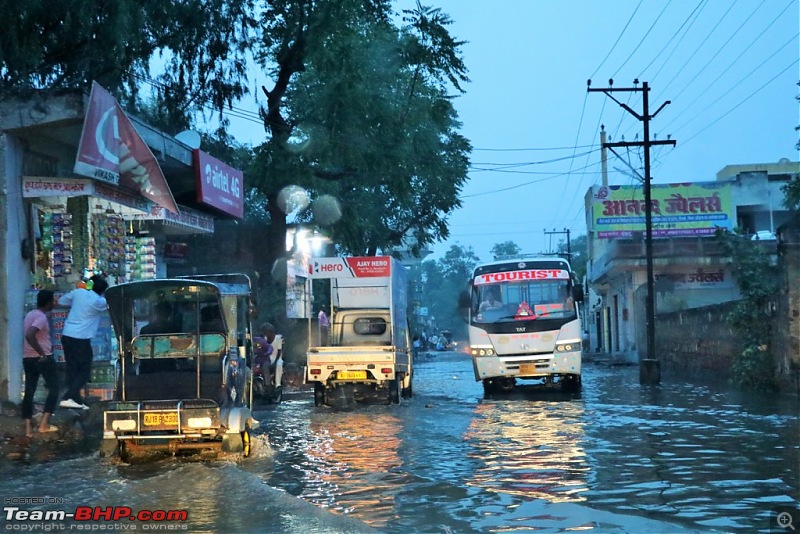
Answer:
[469,149,599,168]
[674,58,799,147]
[461,160,603,198]
[589,0,644,80]
[472,144,595,152]
[646,0,709,83]
[611,0,672,79]
[638,0,708,79]
[661,7,798,132]
[666,0,769,106]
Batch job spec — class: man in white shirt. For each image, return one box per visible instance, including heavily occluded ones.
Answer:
[58,275,108,410]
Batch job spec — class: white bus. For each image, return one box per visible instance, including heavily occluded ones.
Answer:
[466,256,584,394]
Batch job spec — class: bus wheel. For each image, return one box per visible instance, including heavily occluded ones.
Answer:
[561,374,582,393]
[497,377,516,392]
[482,379,496,397]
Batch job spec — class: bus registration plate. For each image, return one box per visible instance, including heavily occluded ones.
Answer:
[143,412,179,426]
[518,364,536,375]
[338,370,367,380]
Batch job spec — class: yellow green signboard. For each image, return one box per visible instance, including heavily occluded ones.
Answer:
[591,182,734,239]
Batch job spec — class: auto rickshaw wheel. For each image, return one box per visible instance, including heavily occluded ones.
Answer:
[242,428,251,458]
[99,438,119,459]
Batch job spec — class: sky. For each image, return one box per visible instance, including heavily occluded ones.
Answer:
[223,0,800,264]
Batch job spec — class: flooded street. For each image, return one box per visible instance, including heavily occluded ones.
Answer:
[1,353,798,533]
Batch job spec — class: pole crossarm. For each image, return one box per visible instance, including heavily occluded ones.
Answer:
[604,140,676,148]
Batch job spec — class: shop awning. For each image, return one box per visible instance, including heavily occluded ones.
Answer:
[23,176,214,235]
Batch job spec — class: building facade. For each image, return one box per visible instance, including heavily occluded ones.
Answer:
[0,88,244,402]
[584,161,798,363]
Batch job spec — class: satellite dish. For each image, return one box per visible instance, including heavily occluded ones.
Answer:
[778,157,790,164]
[175,130,201,149]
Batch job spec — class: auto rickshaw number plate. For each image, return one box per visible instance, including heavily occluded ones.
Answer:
[338,370,367,380]
[143,412,179,426]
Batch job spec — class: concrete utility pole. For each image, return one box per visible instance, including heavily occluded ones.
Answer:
[587,79,676,385]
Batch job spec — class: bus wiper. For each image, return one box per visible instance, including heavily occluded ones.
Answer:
[495,313,537,322]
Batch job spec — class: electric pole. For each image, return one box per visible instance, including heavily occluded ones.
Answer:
[588,79,676,385]
[544,228,571,263]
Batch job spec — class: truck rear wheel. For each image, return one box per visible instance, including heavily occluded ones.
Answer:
[314,383,326,406]
[401,373,413,399]
[388,378,400,404]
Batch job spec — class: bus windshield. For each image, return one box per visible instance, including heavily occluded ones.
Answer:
[472,278,575,323]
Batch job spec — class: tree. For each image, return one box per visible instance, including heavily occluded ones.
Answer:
[717,229,780,390]
[490,241,521,259]
[249,0,470,266]
[0,0,255,121]
[559,234,588,283]
[413,244,480,339]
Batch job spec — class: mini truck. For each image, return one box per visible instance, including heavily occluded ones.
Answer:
[100,275,258,461]
[305,256,413,406]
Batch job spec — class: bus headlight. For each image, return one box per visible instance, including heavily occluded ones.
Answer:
[471,348,494,356]
[556,343,575,352]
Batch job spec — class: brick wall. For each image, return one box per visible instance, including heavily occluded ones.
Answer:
[655,302,741,379]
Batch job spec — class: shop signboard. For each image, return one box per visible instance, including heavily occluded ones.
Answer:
[23,177,154,214]
[193,149,244,219]
[74,81,179,214]
[590,181,734,238]
[124,204,215,233]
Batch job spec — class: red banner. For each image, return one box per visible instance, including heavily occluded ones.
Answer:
[74,81,179,214]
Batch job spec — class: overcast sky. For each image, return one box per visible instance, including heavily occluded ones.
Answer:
[226,1,799,263]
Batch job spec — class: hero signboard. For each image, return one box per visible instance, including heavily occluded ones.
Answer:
[309,257,393,278]
[193,150,244,219]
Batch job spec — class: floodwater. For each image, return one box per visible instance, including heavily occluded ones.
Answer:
[0,354,797,533]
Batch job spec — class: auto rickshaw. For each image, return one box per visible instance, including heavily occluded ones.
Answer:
[100,274,259,461]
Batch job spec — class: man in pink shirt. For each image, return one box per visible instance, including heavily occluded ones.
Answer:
[22,289,59,436]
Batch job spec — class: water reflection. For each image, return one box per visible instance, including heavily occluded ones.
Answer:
[298,409,405,528]
[465,395,590,503]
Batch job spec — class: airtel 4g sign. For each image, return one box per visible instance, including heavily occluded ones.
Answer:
[193,149,244,219]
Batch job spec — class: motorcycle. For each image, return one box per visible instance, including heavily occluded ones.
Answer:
[252,335,283,404]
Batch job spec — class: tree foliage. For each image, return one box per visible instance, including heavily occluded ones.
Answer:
[782,178,800,212]
[717,229,779,390]
[250,0,470,262]
[490,241,521,259]
[0,0,255,122]
[410,244,479,339]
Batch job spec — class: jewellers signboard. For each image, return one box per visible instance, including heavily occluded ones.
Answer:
[591,182,734,239]
[655,268,733,290]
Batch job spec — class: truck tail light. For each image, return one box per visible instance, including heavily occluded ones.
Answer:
[309,368,321,375]
[381,367,392,374]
